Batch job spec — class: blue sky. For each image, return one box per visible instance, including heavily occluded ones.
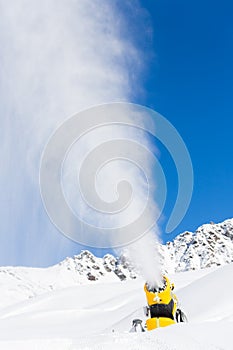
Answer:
[137,0,233,241]
[0,0,232,267]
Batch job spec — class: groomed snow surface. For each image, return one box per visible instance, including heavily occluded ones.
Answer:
[0,263,232,349]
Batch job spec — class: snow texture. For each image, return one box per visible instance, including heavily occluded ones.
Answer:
[0,218,233,349]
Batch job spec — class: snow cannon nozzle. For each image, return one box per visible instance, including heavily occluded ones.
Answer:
[145,275,167,293]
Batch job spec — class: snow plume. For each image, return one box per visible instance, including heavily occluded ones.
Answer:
[40,103,164,287]
[121,232,162,288]
[0,0,155,266]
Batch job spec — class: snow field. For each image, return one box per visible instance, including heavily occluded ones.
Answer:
[0,263,232,349]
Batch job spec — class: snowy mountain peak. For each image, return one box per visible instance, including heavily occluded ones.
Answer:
[0,218,233,309]
[160,218,233,273]
[59,250,136,282]
[58,218,233,278]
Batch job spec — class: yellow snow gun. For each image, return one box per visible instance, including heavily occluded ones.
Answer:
[144,275,178,330]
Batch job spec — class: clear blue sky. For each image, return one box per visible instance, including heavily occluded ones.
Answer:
[0,0,232,267]
[137,0,233,242]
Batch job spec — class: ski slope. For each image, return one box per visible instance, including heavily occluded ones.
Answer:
[0,263,232,349]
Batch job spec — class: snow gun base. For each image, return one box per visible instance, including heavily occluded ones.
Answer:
[146,317,176,330]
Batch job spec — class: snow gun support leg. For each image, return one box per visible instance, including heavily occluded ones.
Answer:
[130,319,145,333]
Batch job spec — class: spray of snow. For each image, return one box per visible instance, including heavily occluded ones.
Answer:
[120,232,162,288]
[0,0,162,286]
[0,0,151,266]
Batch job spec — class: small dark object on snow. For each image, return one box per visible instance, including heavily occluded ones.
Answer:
[176,308,188,323]
[130,319,145,332]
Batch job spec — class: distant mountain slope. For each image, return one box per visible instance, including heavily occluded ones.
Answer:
[0,218,232,308]
[0,251,136,308]
[160,218,233,272]
[59,218,233,276]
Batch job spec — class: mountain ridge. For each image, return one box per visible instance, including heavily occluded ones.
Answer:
[160,218,233,272]
[0,218,232,308]
[57,218,233,278]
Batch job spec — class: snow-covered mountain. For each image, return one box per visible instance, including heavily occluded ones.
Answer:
[0,218,232,309]
[59,250,137,282]
[161,218,233,272]
[59,218,233,278]
[58,218,233,278]
[0,251,137,308]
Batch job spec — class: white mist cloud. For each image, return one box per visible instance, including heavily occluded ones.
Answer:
[0,0,161,282]
[60,113,162,287]
[121,231,162,288]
